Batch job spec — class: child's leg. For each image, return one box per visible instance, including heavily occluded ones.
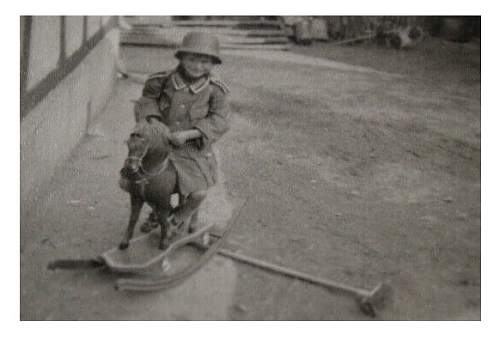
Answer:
[140,192,180,233]
[171,190,207,228]
[188,208,201,233]
[139,209,159,233]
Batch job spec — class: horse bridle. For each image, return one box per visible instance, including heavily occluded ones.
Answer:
[125,138,150,171]
[126,141,170,178]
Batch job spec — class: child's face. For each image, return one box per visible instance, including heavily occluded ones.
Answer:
[180,53,215,78]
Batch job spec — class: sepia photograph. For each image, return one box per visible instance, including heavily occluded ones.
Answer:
[20,13,481,321]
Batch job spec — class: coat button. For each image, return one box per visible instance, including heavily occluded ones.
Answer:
[179,104,186,109]
[175,121,180,126]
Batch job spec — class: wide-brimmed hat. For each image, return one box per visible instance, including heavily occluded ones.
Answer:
[175,32,222,64]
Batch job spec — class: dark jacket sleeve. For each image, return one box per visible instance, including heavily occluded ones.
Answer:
[193,85,230,147]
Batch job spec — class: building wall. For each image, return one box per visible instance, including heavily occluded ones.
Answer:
[20,16,119,211]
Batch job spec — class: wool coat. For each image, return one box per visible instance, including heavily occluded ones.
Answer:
[136,67,230,197]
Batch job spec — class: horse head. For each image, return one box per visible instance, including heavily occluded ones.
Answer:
[121,116,172,178]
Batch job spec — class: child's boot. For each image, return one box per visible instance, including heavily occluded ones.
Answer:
[140,211,159,233]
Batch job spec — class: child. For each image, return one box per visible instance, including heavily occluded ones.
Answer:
[134,31,230,233]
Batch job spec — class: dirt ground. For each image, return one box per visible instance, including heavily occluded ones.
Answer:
[291,37,481,91]
[222,39,480,320]
[21,37,480,320]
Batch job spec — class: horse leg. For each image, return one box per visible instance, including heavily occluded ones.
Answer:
[158,210,173,250]
[119,195,144,250]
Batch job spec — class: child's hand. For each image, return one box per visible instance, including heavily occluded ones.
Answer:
[169,131,188,146]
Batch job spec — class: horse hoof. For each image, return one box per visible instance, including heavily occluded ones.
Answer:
[119,242,129,250]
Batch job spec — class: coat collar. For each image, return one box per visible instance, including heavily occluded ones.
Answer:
[171,70,210,94]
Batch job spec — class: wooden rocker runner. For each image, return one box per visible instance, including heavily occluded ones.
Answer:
[47,200,246,289]
[47,223,218,277]
[48,198,392,317]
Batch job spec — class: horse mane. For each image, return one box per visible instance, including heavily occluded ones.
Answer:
[132,117,171,151]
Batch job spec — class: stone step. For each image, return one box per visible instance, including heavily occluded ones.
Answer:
[121,23,290,51]
[121,35,290,50]
[121,29,289,46]
[172,20,239,27]
[221,44,290,51]
[223,36,289,44]
[235,22,284,31]
[127,26,287,38]
[169,27,286,38]
[172,19,283,30]
[120,33,178,48]
[242,30,287,38]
